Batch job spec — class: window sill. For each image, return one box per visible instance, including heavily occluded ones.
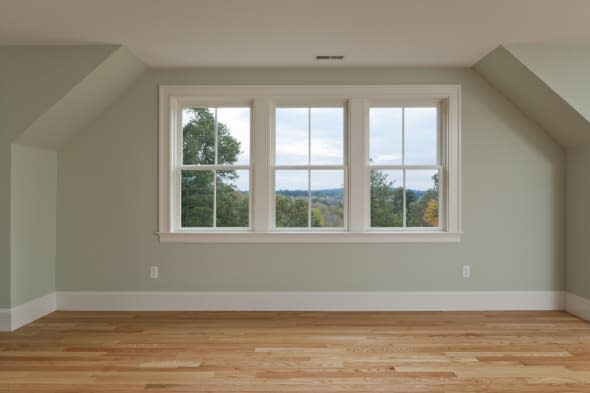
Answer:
[157,231,462,244]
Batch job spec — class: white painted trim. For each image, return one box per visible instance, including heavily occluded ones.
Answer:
[10,292,56,331]
[57,291,564,312]
[0,292,56,332]
[158,231,462,243]
[0,309,10,332]
[565,292,590,322]
[159,85,461,242]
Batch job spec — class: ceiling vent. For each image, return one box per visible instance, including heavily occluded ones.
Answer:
[315,55,344,61]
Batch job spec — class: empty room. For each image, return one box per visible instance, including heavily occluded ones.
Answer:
[1,0,590,391]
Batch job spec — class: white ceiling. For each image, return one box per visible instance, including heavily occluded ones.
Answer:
[1,0,590,67]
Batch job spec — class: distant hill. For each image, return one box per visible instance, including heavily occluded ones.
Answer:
[276,188,425,198]
[277,188,344,198]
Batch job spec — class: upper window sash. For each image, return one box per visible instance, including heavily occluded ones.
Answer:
[159,85,461,243]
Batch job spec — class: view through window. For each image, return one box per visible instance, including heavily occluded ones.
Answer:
[369,107,440,229]
[159,85,461,242]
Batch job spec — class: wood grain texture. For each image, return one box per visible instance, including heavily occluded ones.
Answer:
[0,311,589,392]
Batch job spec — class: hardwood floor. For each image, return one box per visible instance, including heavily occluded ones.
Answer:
[1,311,590,392]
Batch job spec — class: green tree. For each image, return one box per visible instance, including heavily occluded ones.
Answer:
[370,170,404,227]
[181,109,248,227]
[407,173,439,227]
[276,195,308,227]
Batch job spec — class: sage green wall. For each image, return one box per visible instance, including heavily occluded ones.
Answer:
[475,46,590,147]
[486,45,590,301]
[566,145,590,300]
[0,143,10,308]
[57,68,565,293]
[0,45,119,308]
[10,144,57,306]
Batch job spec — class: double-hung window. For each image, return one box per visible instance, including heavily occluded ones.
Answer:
[179,106,251,230]
[159,86,461,243]
[274,106,346,230]
[369,106,441,229]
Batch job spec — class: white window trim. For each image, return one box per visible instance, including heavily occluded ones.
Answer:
[159,85,462,243]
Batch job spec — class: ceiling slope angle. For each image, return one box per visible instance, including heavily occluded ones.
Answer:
[12,46,146,150]
[475,45,590,148]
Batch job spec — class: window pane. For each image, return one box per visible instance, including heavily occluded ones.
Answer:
[369,108,402,165]
[311,170,344,228]
[404,107,438,165]
[406,169,439,228]
[370,170,403,228]
[275,170,309,228]
[310,108,344,165]
[217,107,250,166]
[181,170,214,227]
[182,108,216,165]
[276,108,309,165]
[216,170,249,228]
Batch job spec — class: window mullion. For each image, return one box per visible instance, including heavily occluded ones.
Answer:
[307,108,312,228]
[348,98,369,232]
[214,108,218,165]
[253,98,272,232]
[402,108,406,228]
[213,169,217,228]
[403,169,407,228]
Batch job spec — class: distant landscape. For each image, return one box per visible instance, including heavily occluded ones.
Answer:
[276,184,437,228]
[181,108,438,229]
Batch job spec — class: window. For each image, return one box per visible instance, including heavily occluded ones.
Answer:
[274,107,346,229]
[180,107,251,229]
[369,107,441,229]
[159,86,461,243]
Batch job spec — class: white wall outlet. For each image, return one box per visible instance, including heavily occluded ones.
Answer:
[150,266,159,279]
[462,265,470,278]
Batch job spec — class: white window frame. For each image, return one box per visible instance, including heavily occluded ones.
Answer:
[367,102,443,231]
[159,85,461,243]
[175,103,253,232]
[272,102,348,231]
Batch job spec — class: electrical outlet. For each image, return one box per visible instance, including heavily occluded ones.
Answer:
[150,266,159,279]
[462,265,470,278]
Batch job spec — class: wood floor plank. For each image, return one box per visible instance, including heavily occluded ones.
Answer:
[0,311,589,392]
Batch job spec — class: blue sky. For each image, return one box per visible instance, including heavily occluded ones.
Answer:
[183,106,437,192]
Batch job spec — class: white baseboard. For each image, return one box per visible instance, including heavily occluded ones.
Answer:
[0,291,570,331]
[10,292,57,331]
[565,292,590,321]
[0,293,57,332]
[56,290,565,312]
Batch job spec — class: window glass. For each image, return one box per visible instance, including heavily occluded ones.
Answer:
[180,107,251,228]
[275,107,345,229]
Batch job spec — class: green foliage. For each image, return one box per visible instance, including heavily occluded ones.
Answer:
[275,191,344,228]
[181,171,214,227]
[407,172,439,227]
[370,171,404,227]
[276,195,309,227]
[182,108,241,166]
[370,170,438,228]
[181,108,248,228]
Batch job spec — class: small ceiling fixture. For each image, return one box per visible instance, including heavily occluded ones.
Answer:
[315,55,345,60]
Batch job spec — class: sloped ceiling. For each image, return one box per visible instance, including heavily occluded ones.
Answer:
[0,46,123,142]
[2,43,589,149]
[475,45,590,147]
[15,46,146,149]
[506,44,590,124]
